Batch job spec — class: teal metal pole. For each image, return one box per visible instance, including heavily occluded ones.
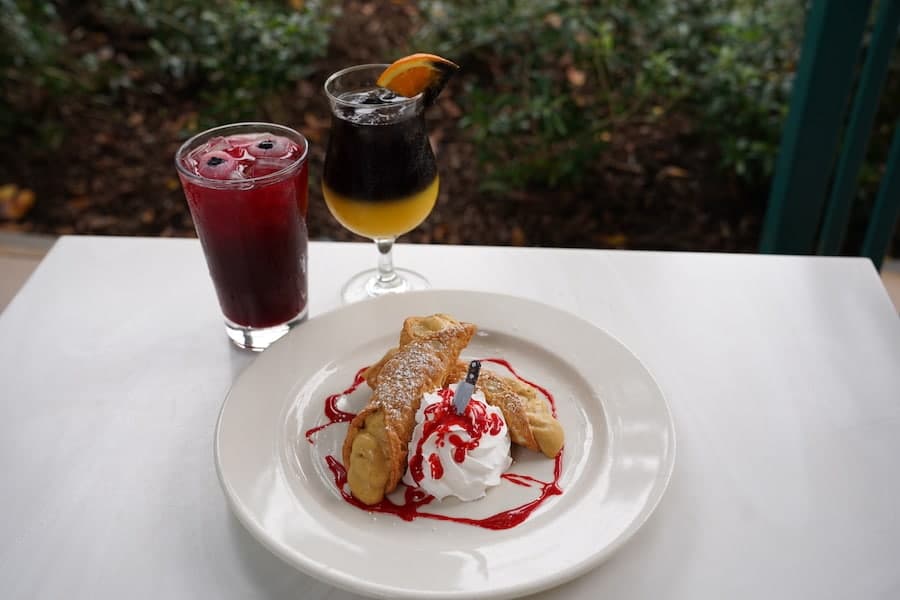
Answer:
[861,122,900,269]
[760,0,871,254]
[818,0,900,255]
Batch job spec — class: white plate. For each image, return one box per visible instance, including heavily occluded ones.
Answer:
[215,290,675,599]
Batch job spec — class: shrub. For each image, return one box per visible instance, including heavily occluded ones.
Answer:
[414,1,612,191]
[88,0,338,119]
[636,0,804,180]
[414,0,805,190]
[0,0,338,140]
[0,0,72,145]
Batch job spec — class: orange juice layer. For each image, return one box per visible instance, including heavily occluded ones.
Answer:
[323,177,439,238]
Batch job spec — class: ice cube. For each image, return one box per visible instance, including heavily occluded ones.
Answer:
[203,136,234,154]
[226,133,265,147]
[245,135,295,159]
[376,87,399,102]
[196,150,239,180]
[248,158,292,178]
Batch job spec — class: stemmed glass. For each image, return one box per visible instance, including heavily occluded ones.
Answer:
[322,64,439,304]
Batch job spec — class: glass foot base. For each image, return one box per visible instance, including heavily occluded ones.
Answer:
[341,268,430,304]
[224,308,308,352]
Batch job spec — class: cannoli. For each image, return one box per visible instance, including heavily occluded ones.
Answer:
[343,315,475,505]
[365,316,565,459]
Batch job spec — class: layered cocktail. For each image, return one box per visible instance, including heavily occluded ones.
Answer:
[322,55,457,304]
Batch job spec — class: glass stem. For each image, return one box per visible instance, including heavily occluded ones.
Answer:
[374,237,398,287]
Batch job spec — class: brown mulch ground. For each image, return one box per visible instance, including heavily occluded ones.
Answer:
[0,1,765,253]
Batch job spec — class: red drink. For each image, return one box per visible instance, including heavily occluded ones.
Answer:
[176,123,309,350]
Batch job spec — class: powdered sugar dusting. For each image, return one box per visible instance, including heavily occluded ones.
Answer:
[374,335,460,426]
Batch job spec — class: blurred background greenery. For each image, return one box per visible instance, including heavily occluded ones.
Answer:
[1,0,897,252]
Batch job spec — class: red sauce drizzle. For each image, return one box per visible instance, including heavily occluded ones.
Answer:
[407,387,505,485]
[428,454,444,479]
[303,358,564,530]
[304,366,367,443]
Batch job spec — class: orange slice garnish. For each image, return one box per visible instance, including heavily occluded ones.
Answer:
[376,53,459,102]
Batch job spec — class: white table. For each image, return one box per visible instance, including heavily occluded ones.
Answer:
[2,236,899,600]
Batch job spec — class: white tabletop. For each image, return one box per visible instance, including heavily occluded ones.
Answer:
[2,235,899,600]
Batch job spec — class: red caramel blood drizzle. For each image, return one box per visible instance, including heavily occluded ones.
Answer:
[304,366,367,443]
[407,387,505,484]
[304,358,563,530]
[428,453,444,479]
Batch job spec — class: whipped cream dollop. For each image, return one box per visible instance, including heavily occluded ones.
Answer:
[403,384,512,501]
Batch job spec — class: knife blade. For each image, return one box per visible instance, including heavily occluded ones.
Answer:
[453,360,482,415]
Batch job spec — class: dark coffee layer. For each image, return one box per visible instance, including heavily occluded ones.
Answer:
[323,110,437,202]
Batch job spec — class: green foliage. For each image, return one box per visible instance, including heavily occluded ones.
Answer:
[0,1,63,69]
[415,0,805,190]
[635,0,803,180]
[0,1,71,145]
[89,0,337,119]
[0,0,337,139]
[416,1,612,191]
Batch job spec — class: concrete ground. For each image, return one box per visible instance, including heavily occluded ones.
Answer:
[884,262,900,313]
[0,233,56,312]
[1,233,899,314]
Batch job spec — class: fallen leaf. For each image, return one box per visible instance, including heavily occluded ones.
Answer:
[544,13,563,28]
[0,184,36,220]
[303,112,329,130]
[97,46,114,62]
[657,165,690,179]
[83,215,118,229]
[566,66,586,88]
[167,111,198,134]
[67,196,91,210]
[599,233,627,247]
[607,160,644,175]
[511,225,526,246]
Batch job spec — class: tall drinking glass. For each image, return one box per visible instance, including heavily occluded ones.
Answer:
[322,64,438,304]
[175,122,309,351]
